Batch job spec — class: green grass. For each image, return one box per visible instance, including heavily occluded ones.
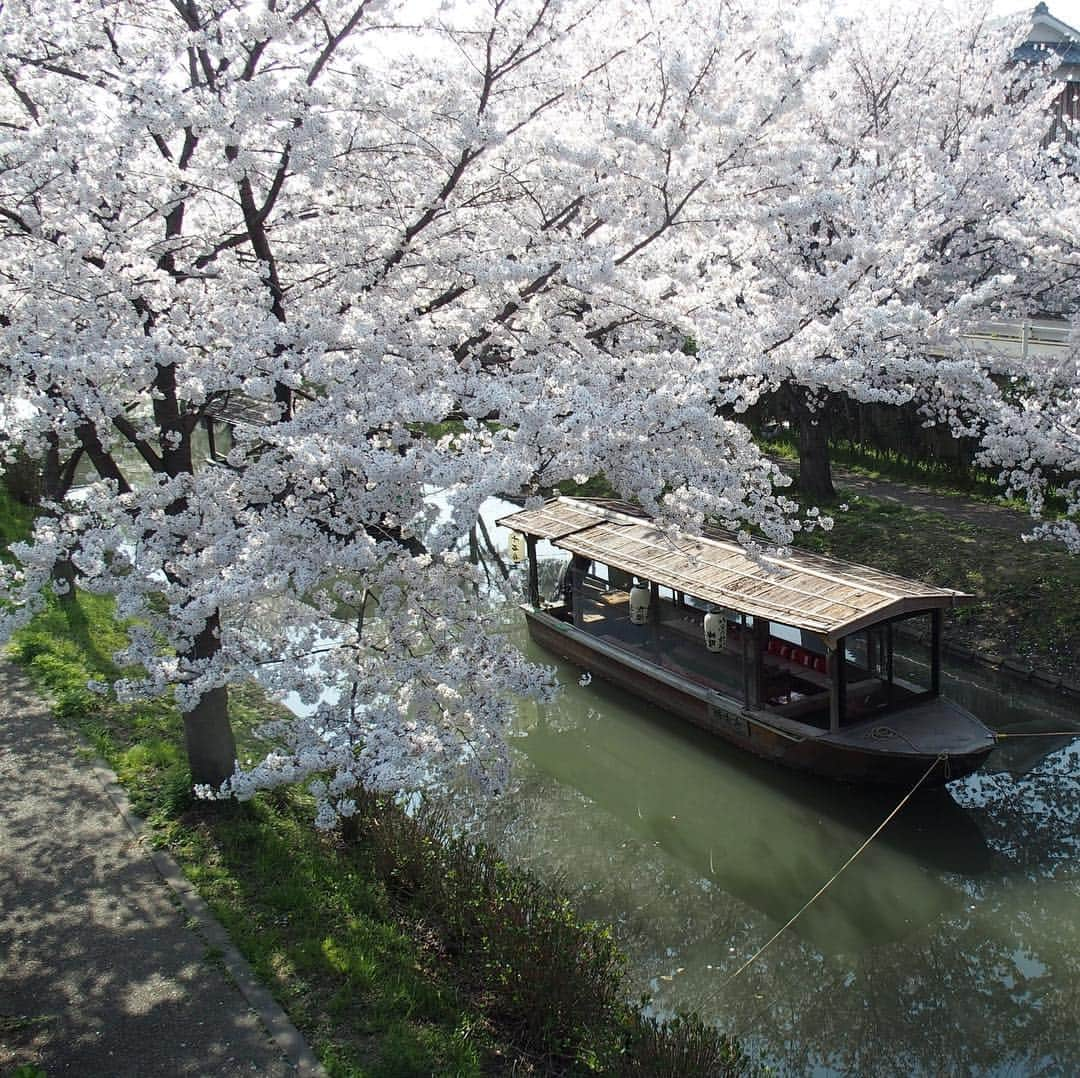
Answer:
[169,792,488,1077]
[0,492,35,548]
[9,590,198,819]
[797,495,1080,683]
[6,590,494,1075]
[555,474,621,500]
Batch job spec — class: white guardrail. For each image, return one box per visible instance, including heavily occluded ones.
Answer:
[963,318,1072,362]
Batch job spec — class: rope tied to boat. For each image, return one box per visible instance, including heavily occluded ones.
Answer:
[870,724,922,753]
[994,730,1079,739]
[720,752,949,989]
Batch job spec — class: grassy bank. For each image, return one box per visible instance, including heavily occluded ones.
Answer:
[1,494,748,1077]
[796,496,1080,685]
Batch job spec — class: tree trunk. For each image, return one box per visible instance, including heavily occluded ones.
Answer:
[43,435,78,599]
[181,614,238,788]
[149,368,239,788]
[183,684,236,788]
[791,394,836,502]
[50,552,78,599]
[2,446,43,505]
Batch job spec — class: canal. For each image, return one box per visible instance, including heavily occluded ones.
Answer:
[184,471,1077,1075]
[461,607,1079,1076]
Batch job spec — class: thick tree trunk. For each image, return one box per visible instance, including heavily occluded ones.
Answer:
[797,416,835,502]
[148,366,238,788]
[50,552,78,599]
[181,614,238,788]
[790,393,836,502]
[183,684,236,788]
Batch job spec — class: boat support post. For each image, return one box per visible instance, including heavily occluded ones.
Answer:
[204,414,219,462]
[526,536,540,607]
[886,620,895,707]
[829,636,847,733]
[931,609,942,696]
[746,617,769,708]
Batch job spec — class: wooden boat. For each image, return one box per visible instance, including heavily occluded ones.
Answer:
[498,497,996,786]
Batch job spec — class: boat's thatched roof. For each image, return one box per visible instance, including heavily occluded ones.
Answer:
[498,497,972,644]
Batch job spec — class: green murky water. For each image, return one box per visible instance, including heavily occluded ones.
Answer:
[469,615,1079,1077]
[78,446,1073,1075]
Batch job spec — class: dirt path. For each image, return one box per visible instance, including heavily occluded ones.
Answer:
[773,458,1037,539]
[0,659,322,1077]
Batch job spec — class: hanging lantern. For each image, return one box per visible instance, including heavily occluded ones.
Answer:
[703,611,727,652]
[507,531,527,563]
[629,582,651,625]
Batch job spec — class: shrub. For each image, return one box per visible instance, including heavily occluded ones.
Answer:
[346,790,752,1075]
[617,1008,750,1076]
[349,791,625,1062]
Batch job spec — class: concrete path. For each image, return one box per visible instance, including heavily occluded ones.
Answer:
[0,659,320,1077]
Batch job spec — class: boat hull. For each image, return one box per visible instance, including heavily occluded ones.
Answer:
[525,608,994,787]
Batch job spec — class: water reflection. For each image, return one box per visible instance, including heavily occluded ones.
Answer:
[468,622,1080,1076]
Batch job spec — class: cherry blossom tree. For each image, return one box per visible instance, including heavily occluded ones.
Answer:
[711,4,1080,507]
[0,0,1075,824]
[0,0,812,809]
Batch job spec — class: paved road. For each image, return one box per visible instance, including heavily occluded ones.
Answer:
[0,659,307,1077]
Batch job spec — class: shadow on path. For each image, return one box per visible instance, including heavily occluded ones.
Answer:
[0,660,296,1077]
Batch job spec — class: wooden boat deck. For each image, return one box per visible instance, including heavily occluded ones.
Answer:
[575,591,834,727]
[822,699,995,756]
[566,588,983,749]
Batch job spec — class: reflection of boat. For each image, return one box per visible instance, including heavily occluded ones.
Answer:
[513,670,991,950]
[499,498,996,786]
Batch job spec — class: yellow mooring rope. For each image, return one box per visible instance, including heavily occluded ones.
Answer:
[721,752,948,989]
[995,731,1079,739]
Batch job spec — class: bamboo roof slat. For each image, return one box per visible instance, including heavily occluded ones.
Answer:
[588,523,876,617]
[498,498,973,644]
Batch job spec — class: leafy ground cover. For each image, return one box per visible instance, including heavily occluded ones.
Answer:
[1,492,748,1077]
[796,495,1080,685]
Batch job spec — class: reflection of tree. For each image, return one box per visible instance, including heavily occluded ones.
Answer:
[460,676,1080,1076]
[792,879,1079,1076]
[951,742,1080,868]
